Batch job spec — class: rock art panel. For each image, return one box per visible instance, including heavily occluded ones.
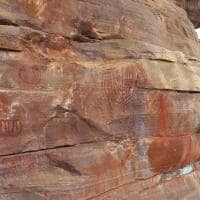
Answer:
[0,0,199,199]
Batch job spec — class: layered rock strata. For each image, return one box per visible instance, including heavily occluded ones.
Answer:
[0,0,200,199]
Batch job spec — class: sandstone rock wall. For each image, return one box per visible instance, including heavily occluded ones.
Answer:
[0,0,200,199]
[172,0,200,28]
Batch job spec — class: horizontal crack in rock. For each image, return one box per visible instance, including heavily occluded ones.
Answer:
[0,47,22,52]
[137,86,200,94]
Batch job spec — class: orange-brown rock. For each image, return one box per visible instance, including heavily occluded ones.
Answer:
[0,0,200,199]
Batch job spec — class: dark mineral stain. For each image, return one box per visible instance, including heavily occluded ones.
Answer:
[72,19,98,39]
[49,158,82,176]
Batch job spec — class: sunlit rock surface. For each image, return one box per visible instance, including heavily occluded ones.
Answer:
[0,0,200,199]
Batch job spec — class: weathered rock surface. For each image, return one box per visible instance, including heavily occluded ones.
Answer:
[172,0,200,28]
[0,0,200,199]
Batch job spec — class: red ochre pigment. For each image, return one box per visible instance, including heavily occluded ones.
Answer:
[148,135,200,174]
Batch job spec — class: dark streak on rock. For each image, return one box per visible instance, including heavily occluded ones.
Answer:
[0,47,22,52]
[50,159,82,176]
[0,19,19,26]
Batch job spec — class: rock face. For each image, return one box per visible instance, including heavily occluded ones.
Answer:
[172,0,200,28]
[0,0,200,199]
